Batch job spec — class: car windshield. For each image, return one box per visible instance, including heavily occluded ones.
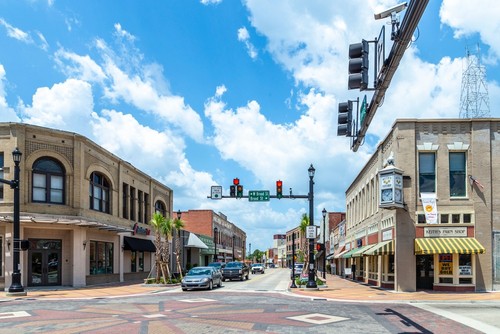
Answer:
[251,264,261,267]
[208,263,221,267]
[225,262,242,268]
[188,268,211,276]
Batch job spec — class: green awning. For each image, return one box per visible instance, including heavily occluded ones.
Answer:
[197,234,215,255]
[351,244,376,258]
[342,248,357,259]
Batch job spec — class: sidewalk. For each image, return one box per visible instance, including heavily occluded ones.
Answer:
[3,274,500,303]
[292,274,500,303]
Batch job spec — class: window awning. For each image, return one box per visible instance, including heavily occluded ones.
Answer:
[364,240,394,256]
[414,238,486,255]
[185,233,209,249]
[342,248,358,259]
[334,248,349,259]
[123,236,156,252]
[351,244,376,258]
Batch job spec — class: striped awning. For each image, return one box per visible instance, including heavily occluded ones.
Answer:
[342,248,358,259]
[351,244,376,258]
[364,240,394,256]
[414,238,486,255]
[334,248,350,259]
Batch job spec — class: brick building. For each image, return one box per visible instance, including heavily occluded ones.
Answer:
[0,123,173,289]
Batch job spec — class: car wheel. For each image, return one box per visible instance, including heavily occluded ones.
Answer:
[208,280,213,290]
[240,276,244,281]
[217,279,222,288]
[245,274,249,280]
[182,288,187,291]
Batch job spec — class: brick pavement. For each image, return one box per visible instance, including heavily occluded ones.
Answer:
[3,273,500,302]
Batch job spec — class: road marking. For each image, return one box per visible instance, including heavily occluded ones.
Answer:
[179,298,216,303]
[0,311,31,319]
[287,313,349,325]
[143,314,166,318]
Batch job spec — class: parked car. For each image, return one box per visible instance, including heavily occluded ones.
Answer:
[208,262,225,271]
[221,261,250,281]
[251,263,265,274]
[291,263,304,278]
[181,266,222,291]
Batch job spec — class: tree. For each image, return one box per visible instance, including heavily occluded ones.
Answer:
[149,212,166,282]
[299,213,310,272]
[173,217,185,278]
[160,217,174,281]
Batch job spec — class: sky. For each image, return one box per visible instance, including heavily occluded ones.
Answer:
[1,0,499,252]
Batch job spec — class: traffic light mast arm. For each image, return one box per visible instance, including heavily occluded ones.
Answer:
[352,0,429,152]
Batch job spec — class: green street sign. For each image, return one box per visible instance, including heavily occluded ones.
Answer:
[249,190,270,202]
[360,94,367,126]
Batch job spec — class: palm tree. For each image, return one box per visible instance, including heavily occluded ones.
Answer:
[299,213,309,272]
[161,217,174,281]
[149,212,166,282]
[173,217,185,278]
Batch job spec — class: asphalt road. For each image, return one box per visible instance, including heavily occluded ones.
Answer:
[0,268,497,333]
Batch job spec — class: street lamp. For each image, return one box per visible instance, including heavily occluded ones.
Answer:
[322,208,327,279]
[306,164,317,289]
[213,227,218,262]
[0,148,24,295]
[176,209,182,220]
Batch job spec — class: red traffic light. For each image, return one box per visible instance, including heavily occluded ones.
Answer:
[316,243,324,252]
[276,180,282,187]
[233,178,240,185]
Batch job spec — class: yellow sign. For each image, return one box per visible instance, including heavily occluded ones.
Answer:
[439,262,453,275]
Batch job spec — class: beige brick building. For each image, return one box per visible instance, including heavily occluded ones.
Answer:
[0,123,173,289]
[340,119,499,292]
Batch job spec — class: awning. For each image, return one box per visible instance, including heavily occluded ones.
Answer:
[351,244,376,258]
[328,246,345,260]
[185,233,208,249]
[364,240,394,256]
[326,253,335,260]
[123,236,156,252]
[342,248,358,259]
[334,249,350,259]
[414,238,486,255]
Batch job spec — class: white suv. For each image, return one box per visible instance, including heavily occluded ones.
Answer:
[291,263,304,278]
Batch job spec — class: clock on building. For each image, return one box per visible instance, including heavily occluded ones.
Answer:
[394,188,402,202]
[382,188,393,202]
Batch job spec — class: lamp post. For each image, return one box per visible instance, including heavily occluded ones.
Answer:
[249,242,251,263]
[306,164,317,289]
[213,227,218,262]
[176,209,182,220]
[322,208,327,279]
[0,148,24,294]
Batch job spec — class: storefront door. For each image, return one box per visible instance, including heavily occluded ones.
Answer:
[416,255,434,290]
[28,239,62,286]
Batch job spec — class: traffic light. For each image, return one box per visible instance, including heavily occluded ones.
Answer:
[348,39,369,90]
[337,101,353,137]
[276,180,283,199]
[316,243,325,252]
[230,185,236,197]
[236,185,243,198]
[233,178,239,185]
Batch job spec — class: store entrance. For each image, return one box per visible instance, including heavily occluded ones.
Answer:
[416,255,434,290]
[28,239,62,286]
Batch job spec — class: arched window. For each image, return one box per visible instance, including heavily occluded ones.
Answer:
[89,172,110,213]
[154,200,166,217]
[32,158,65,204]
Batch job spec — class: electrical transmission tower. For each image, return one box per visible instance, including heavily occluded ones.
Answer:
[459,45,490,118]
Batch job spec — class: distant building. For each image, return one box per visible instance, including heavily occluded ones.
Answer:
[180,210,246,265]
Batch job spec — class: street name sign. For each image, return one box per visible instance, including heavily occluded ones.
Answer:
[211,186,222,199]
[248,190,270,202]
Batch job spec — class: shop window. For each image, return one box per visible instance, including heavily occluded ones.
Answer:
[0,237,2,277]
[131,251,136,272]
[449,152,466,197]
[89,240,114,275]
[138,251,144,271]
[32,157,65,204]
[452,214,460,224]
[440,214,449,224]
[417,214,426,224]
[463,214,472,224]
[419,152,436,193]
[459,253,472,285]
[438,254,453,284]
[130,251,144,272]
[89,172,110,213]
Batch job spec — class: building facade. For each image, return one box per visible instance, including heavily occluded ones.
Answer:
[180,210,246,265]
[286,227,306,265]
[341,119,499,292]
[0,123,174,289]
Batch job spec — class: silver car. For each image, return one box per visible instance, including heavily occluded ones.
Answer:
[181,266,222,291]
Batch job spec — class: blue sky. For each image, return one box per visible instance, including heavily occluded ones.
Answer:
[1,0,499,252]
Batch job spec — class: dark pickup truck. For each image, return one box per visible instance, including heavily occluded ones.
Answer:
[221,261,250,281]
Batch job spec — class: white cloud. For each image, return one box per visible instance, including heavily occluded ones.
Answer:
[200,0,222,5]
[0,65,19,122]
[19,79,94,135]
[237,27,258,59]
[440,0,500,61]
[54,49,107,83]
[0,18,32,43]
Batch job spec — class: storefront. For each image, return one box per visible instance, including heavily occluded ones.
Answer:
[414,237,485,291]
[364,240,394,289]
